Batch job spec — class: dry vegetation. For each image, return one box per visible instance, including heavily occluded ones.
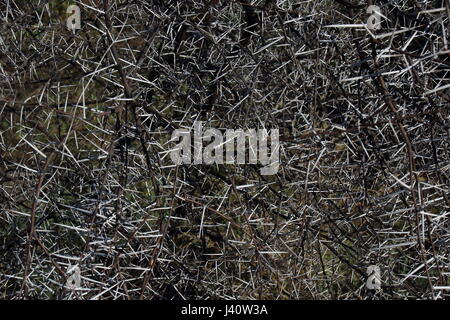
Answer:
[0,0,449,299]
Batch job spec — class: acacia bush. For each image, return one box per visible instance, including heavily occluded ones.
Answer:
[0,0,449,299]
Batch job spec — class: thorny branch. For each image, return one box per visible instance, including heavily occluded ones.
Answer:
[0,0,448,300]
